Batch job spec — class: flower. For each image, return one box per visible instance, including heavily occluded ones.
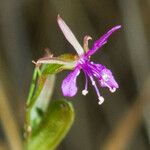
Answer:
[57,15,121,105]
[36,15,121,105]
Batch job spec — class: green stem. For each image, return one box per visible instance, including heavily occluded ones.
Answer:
[25,67,41,138]
[26,67,41,106]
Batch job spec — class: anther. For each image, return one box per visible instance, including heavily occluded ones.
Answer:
[98,96,104,105]
[82,89,88,95]
[110,88,116,93]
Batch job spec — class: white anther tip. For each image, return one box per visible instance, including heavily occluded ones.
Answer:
[110,88,116,93]
[82,90,88,96]
[98,96,104,105]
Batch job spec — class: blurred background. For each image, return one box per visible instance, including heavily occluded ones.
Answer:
[0,0,150,150]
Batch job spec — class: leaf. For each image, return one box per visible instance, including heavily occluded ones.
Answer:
[26,64,63,133]
[27,75,56,132]
[25,62,74,138]
[26,75,56,131]
[26,100,75,150]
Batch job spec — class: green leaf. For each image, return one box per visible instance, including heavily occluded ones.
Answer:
[26,100,75,150]
[25,62,74,139]
[27,63,64,106]
[27,75,56,132]
[26,64,63,134]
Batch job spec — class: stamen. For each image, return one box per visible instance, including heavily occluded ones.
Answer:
[82,70,89,96]
[110,87,116,93]
[82,89,88,95]
[82,62,105,104]
[98,96,104,105]
[89,75,103,104]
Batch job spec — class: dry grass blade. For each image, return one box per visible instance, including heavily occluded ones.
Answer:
[0,84,23,150]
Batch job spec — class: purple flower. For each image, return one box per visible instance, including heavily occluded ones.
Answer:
[36,15,121,105]
[57,15,121,105]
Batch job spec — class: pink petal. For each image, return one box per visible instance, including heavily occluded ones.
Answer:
[61,67,80,97]
[57,15,84,55]
[99,68,119,92]
[86,25,121,56]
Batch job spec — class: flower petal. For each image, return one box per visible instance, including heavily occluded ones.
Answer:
[99,67,119,92]
[86,25,121,56]
[87,62,119,92]
[57,15,84,55]
[61,67,80,97]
